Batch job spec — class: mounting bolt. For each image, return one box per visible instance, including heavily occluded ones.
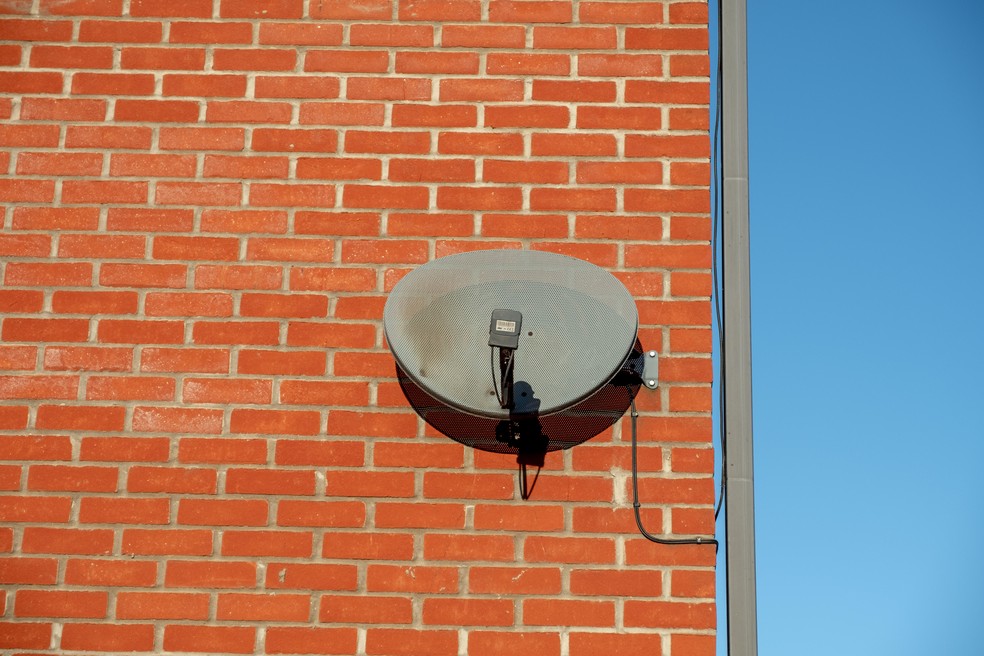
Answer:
[648,350,656,357]
[648,380,656,386]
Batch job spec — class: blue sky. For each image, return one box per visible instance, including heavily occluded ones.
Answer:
[716,1,984,653]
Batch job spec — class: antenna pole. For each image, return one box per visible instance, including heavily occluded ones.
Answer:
[721,0,758,655]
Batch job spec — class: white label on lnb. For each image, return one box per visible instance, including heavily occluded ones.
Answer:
[495,320,517,333]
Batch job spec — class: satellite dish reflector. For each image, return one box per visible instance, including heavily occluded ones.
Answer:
[383,249,645,458]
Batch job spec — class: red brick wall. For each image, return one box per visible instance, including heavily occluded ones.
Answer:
[0,1,715,654]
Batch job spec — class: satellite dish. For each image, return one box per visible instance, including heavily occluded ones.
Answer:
[383,249,651,462]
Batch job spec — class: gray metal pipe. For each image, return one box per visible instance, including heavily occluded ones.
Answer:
[721,0,759,654]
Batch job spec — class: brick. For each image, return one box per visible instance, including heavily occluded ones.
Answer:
[295,157,382,181]
[343,185,430,211]
[207,100,293,124]
[43,346,133,371]
[0,71,63,93]
[373,442,464,469]
[105,208,194,232]
[0,18,73,41]
[367,564,458,594]
[132,406,223,433]
[442,25,525,48]
[214,47,295,71]
[97,319,185,344]
[226,468,316,495]
[123,528,213,556]
[27,464,117,492]
[3,318,89,343]
[0,375,78,400]
[0,623,50,650]
[64,558,157,587]
[392,104,477,127]
[203,154,288,179]
[531,133,616,156]
[570,568,663,597]
[62,180,148,204]
[240,293,328,318]
[0,345,37,371]
[424,534,514,562]
[30,44,113,68]
[295,211,381,236]
[160,126,245,150]
[253,127,338,152]
[219,0,301,18]
[121,46,205,69]
[489,1,573,23]
[260,22,343,45]
[202,209,288,233]
[164,625,256,654]
[469,632,560,655]
[57,235,145,260]
[671,568,715,598]
[266,562,359,591]
[626,26,708,50]
[626,134,709,158]
[321,595,412,625]
[309,0,390,19]
[178,499,268,527]
[350,23,433,47]
[230,408,321,436]
[145,292,233,317]
[299,102,385,126]
[127,466,217,494]
[423,598,513,626]
[569,633,664,656]
[266,627,359,655]
[277,500,366,528]
[0,558,58,585]
[16,151,102,176]
[523,599,615,627]
[15,590,107,618]
[326,471,414,498]
[194,264,281,290]
[0,406,28,429]
[13,207,100,231]
[533,79,616,102]
[0,497,72,523]
[486,104,569,128]
[274,440,365,467]
[238,349,326,376]
[79,18,163,41]
[218,592,311,621]
[65,126,147,150]
[21,527,112,554]
[624,600,715,629]
[117,592,210,620]
[396,51,480,74]
[474,504,564,531]
[79,497,170,525]
[156,181,241,206]
[36,405,125,432]
[140,347,230,373]
[672,634,715,656]
[347,77,431,101]
[183,377,272,404]
[81,436,169,463]
[221,530,313,558]
[250,183,335,208]
[0,289,44,312]
[193,320,280,345]
[71,71,156,95]
[579,1,662,23]
[468,567,562,595]
[255,75,340,99]
[306,49,388,73]
[0,179,56,203]
[323,532,414,561]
